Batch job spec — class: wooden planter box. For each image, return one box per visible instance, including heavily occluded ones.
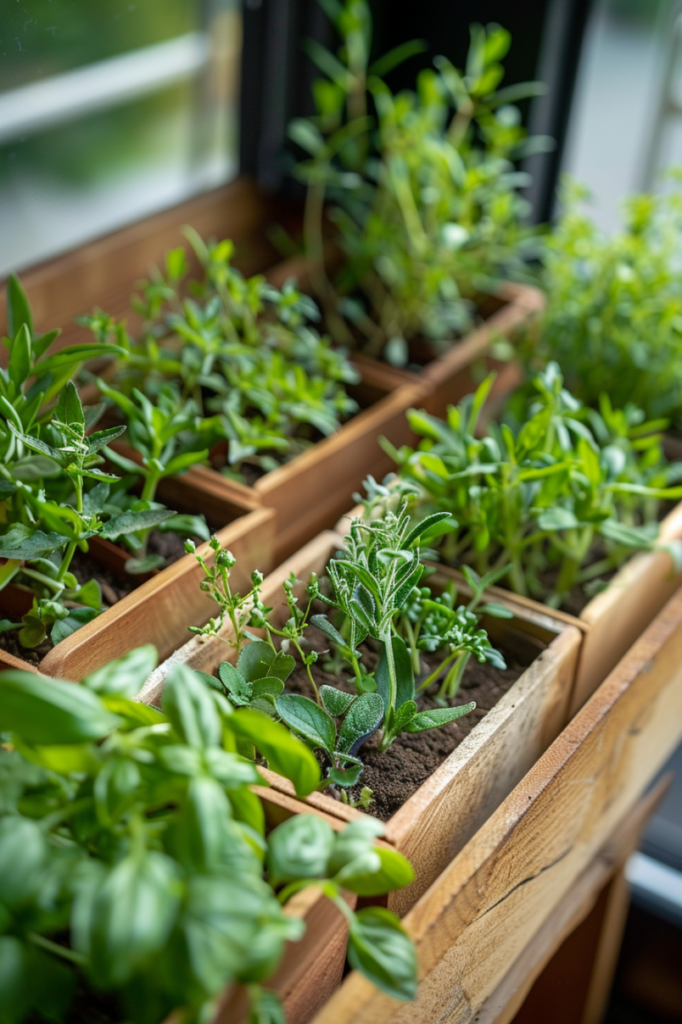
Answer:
[308,583,682,1024]
[141,529,582,916]
[178,372,425,565]
[265,252,544,422]
[0,478,275,680]
[336,498,682,718]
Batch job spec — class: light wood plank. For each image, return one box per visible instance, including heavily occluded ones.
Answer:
[310,585,682,1024]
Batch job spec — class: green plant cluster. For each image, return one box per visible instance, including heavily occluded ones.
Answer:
[381,363,682,609]
[0,279,188,652]
[190,504,509,791]
[290,0,546,365]
[0,646,417,1024]
[534,177,682,429]
[82,232,360,481]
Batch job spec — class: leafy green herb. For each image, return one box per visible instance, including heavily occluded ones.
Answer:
[534,176,682,428]
[382,362,682,608]
[0,648,417,1022]
[191,505,502,789]
[0,279,177,650]
[81,232,360,482]
[291,1,545,364]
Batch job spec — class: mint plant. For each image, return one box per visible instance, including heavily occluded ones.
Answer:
[0,279,179,652]
[535,176,682,428]
[291,1,545,365]
[0,647,417,1023]
[191,506,505,791]
[81,232,360,482]
[0,380,174,648]
[383,363,682,609]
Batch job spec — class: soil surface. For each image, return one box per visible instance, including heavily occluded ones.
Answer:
[284,612,532,821]
[0,529,193,667]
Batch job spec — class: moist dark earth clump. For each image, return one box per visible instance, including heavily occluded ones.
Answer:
[284,615,533,821]
[0,529,194,666]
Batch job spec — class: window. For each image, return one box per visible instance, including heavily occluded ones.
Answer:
[0,0,242,276]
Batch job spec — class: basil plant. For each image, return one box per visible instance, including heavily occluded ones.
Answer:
[0,646,417,1024]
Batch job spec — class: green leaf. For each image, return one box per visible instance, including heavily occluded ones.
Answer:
[50,607,100,646]
[86,424,126,454]
[83,644,158,697]
[404,512,452,550]
[252,677,285,700]
[7,425,61,462]
[0,816,47,908]
[54,380,84,427]
[267,814,335,887]
[6,274,33,340]
[275,693,336,755]
[8,324,31,390]
[225,708,321,797]
[163,663,223,749]
[311,613,348,650]
[328,762,364,787]
[237,640,278,682]
[404,701,476,733]
[77,851,180,987]
[100,507,175,539]
[12,455,61,480]
[337,692,384,754]
[339,846,415,897]
[247,988,287,1024]
[0,671,121,745]
[0,935,30,1023]
[320,685,355,717]
[375,635,415,712]
[598,519,652,549]
[536,507,580,531]
[163,449,208,477]
[158,513,210,542]
[347,907,417,1000]
[387,699,418,739]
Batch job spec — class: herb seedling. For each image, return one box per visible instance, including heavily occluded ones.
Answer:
[191,506,506,791]
[383,363,682,608]
[535,175,682,429]
[291,1,545,364]
[82,232,360,482]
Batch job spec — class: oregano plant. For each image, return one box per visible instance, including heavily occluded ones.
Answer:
[190,503,506,792]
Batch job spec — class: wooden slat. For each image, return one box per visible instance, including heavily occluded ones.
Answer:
[479,774,671,1024]
[0,177,292,351]
[310,585,682,1024]
[142,531,582,917]
[39,506,275,681]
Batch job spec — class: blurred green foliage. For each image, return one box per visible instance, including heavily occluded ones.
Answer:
[536,176,682,430]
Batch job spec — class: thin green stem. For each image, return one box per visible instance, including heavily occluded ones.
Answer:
[28,932,87,967]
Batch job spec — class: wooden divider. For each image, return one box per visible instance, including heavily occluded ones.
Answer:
[310,585,682,1024]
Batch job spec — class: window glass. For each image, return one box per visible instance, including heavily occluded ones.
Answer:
[0,0,241,276]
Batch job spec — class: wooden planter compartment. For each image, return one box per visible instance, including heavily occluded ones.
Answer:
[142,529,582,917]
[336,497,682,719]
[309,583,682,1024]
[0,478,275,680]
[265,252,544,422]
[172,372,426,565]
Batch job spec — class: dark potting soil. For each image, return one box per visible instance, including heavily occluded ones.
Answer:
[0,530,194,666]
[285,617,531,821]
